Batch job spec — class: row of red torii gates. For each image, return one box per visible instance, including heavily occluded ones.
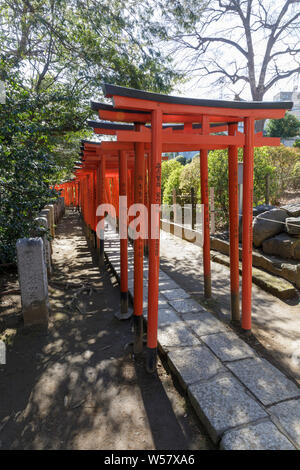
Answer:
[57,84,291,372]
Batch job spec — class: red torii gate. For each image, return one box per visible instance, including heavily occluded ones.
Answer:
[59,84,291,373]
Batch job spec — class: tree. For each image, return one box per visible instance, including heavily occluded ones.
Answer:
[161,159,183,196]
[266,113,300,139]
[175,155,187,165]
[163,166,184,205]
[147,0,300,131]
[0,0,180,262]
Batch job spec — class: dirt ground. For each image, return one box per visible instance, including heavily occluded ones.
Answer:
[0,211,213,450]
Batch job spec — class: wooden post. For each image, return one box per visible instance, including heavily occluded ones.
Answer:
[172,188,177,224]
[99,156,106,266]
[265,174,270,205]
[228,123,240,322]
[210,187,215,235]
[116,150,131,319]
[191,187,195,230]
[242,117,255,331]
[133,139,145,352]
[147,109,162,373]
[200,148,212,298]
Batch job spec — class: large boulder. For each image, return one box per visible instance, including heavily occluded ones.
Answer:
[281,204,300,217]
[252,208,288,247]
[262,233,300,260]
[286,216,300,235]
[252,204,275,217]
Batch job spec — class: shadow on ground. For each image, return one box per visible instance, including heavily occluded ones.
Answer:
[0,211,213,450]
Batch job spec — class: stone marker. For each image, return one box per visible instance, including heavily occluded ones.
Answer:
[45,204,55,238]
[34,216,52,276]
[221,420,295,450]
[188,372,267,443]
[253,208,288,247]
[16,238,49,326]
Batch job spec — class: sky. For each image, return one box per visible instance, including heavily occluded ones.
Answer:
[164,0,300,102]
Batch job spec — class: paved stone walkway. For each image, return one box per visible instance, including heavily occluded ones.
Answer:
[159,230,300,383]
[104,225,300,450]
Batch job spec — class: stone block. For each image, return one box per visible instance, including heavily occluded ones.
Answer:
[188,372,267,443]
[157,308,182,327]
[262,232,300,260]
[167,345,225,390]
[221,420,295,450]
[183,311,227,337]
[269,399,300,448]
[45,204,55,238]
[201,330,255,362]
[227,357,300,406]
[168,298,205,314]
[281,204,300,217]
[252,204,275,217]
[253,208,287,247]
[157,322,199,352]
[34,217,52,276]
[160,288,190,301]
[16,238,49,326]
[286,216,300,235]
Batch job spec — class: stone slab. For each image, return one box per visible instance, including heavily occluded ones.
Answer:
[168,298,205,314]
[201,330,256,362]
[286,216,300,235]
[184,311,227,337]
[157,308,182,327]
[221,420,295,450]
[168,345,225,390]
[262,232,300,260]
[158,278,180,290]
[188,372,267,443]
[269,399,300,448]
[227,357,300,406]
[157,322,199,352]
[160,288,190,301]
[282,204,300,217]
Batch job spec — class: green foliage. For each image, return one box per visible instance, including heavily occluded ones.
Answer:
[179,155,200,203]
[165,148,286,230]
[163,166,184,205]
[293,139,300,149]
[0,77,59,262]
[267,145,300,192]
[0,0,181,263]
[266,113,300,139]
[175,155,187,165]
[291,160,300,189]
[161,159,183,196]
